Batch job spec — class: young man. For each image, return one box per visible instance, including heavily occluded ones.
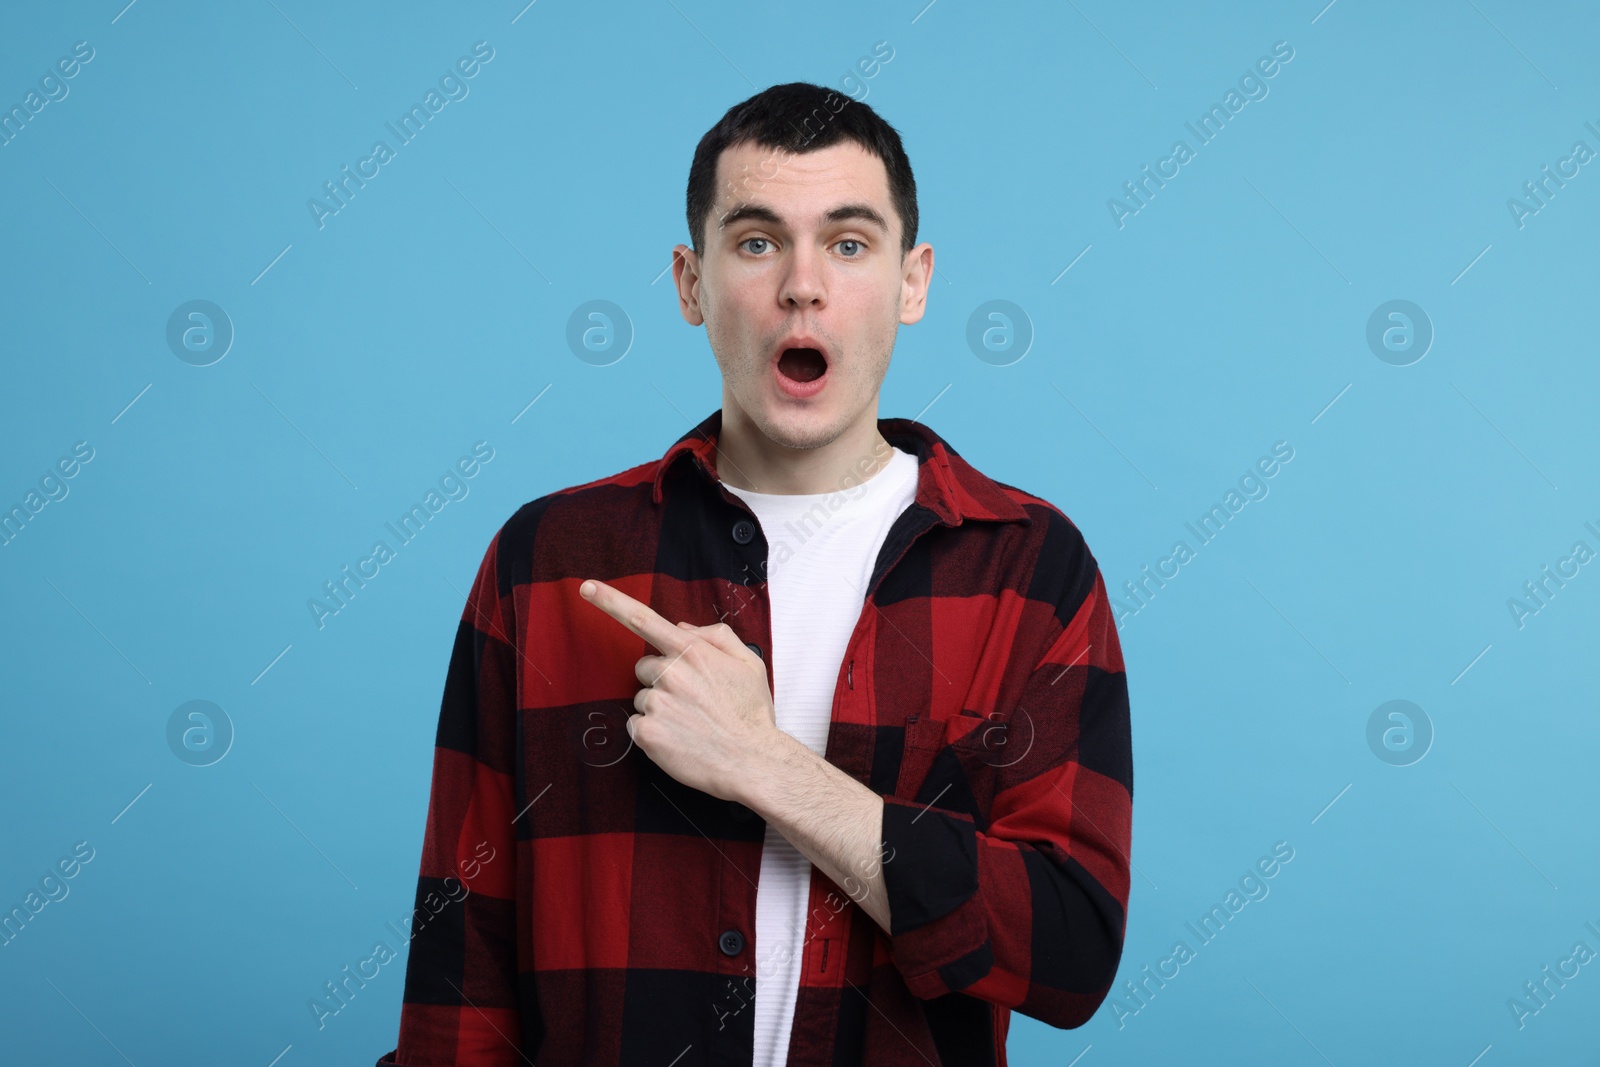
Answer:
[377,82,1131,1067]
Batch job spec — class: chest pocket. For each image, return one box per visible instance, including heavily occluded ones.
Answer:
[894,712,1005,824]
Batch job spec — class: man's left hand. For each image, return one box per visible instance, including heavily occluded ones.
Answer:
[579,577,786,803]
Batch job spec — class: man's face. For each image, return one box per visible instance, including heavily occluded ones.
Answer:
[672,139,933,453]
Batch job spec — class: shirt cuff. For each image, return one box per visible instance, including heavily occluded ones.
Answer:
[879,794,992,997]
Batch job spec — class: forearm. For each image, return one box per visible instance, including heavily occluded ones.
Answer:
[738,731,893,934]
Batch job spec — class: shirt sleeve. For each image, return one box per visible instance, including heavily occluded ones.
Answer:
[376,526,541,1065]
[878,522,1132,1030]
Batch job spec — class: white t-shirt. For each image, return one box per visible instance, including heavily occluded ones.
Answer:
[720,442,920,1067]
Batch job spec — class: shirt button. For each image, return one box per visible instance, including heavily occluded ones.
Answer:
[743,641,762,660]
[729,800,754,821]
[719,929,745,956]
[731,519,755,545]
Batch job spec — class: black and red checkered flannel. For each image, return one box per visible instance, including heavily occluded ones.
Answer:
[376,407,1132,1066]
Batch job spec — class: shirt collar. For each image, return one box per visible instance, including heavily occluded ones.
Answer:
[650,408,1032,528]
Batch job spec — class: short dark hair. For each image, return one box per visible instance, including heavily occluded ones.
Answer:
[685,81,919,259]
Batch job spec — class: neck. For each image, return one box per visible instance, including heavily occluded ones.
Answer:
[713,403,894,496]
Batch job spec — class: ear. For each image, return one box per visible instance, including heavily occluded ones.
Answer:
[898,241,934,326]
[672,243,705,326]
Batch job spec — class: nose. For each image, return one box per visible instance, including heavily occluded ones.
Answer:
[778,242,825,309]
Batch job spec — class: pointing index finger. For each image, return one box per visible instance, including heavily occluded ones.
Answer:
[580,579,687,656]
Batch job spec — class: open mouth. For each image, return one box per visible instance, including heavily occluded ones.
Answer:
[771,334,831,398]
[776,347,828,383]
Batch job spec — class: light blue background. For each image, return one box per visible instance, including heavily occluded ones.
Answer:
[2,1,1596,1064]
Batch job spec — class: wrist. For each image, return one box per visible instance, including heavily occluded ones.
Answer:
[739,727,810,812]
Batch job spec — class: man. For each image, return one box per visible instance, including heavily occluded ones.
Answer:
[377,82,1131,1067]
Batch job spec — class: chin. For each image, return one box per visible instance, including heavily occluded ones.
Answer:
[768,409,851,451]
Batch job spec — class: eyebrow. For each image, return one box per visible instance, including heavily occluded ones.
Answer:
[716,202,889,238]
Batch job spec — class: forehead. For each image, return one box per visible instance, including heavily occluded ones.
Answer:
[713,140,892,219]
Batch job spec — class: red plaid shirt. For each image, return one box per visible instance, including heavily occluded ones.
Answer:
[377,408,1132,1066]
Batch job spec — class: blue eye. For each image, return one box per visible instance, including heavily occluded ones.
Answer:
[741,237,772,254]
[837,239,864,257]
